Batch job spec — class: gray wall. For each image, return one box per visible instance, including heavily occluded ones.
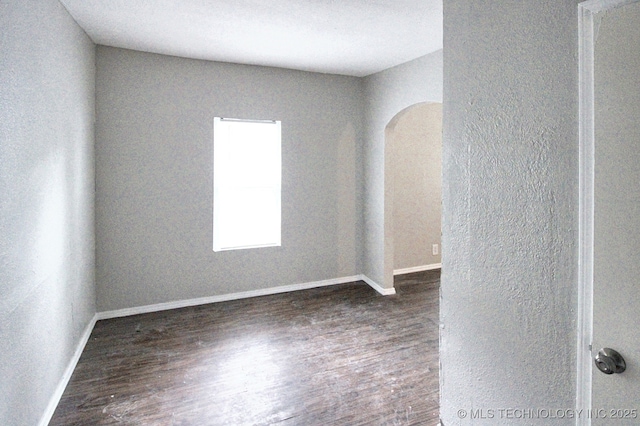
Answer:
[95,47,365,311]
[441,1,579,423]
[0,1,96,425]
[363,50,443,289]
[391,102,442,271]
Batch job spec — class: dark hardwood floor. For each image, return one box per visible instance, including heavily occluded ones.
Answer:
[50,270,440,425]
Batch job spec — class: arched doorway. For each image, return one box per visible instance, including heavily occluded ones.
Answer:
[385,102,442,278]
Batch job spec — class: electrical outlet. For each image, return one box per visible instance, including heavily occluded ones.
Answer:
[432,244,439,256]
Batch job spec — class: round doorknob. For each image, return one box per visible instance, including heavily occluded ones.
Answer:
[594,348,626,375]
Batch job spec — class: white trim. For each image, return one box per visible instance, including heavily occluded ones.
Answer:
[579,0,638,14]
[38,313,98,426]
[360,274,396,296]
[576,2,640,424]
[98,276,364,320]
[577,3,595,423]
[393,263,442,276]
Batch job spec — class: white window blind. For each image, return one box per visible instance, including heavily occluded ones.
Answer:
[213,117,281,252]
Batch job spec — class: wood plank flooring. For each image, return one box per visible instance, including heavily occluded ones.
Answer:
[50,270,440,425]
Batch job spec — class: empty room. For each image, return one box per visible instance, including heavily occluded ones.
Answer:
[2,0,444,424]
[6,0,624,425]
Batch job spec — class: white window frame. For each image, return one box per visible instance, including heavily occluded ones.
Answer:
[213,117,281,252]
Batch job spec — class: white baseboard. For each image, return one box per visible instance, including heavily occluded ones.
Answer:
[98,274,399,320]
[97,275,367,320]
[38,313,98,426]
[393,263,441,276]
[360,274,396,295]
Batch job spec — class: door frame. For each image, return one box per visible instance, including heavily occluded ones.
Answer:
[577,1,639,424]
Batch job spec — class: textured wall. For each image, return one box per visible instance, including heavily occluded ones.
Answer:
[95,47,364,311]
[0,1,96,425]
[391,103,442,270]
[441,1,579,423]
[363,51,443,288]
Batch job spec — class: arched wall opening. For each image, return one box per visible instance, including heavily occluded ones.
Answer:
[384,102,442,280]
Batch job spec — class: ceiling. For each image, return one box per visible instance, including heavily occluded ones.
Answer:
[59,0,442,77]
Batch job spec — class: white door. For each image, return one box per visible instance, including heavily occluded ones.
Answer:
[581,0,640,424]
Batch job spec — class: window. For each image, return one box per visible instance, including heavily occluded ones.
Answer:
[213,117,281,252]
